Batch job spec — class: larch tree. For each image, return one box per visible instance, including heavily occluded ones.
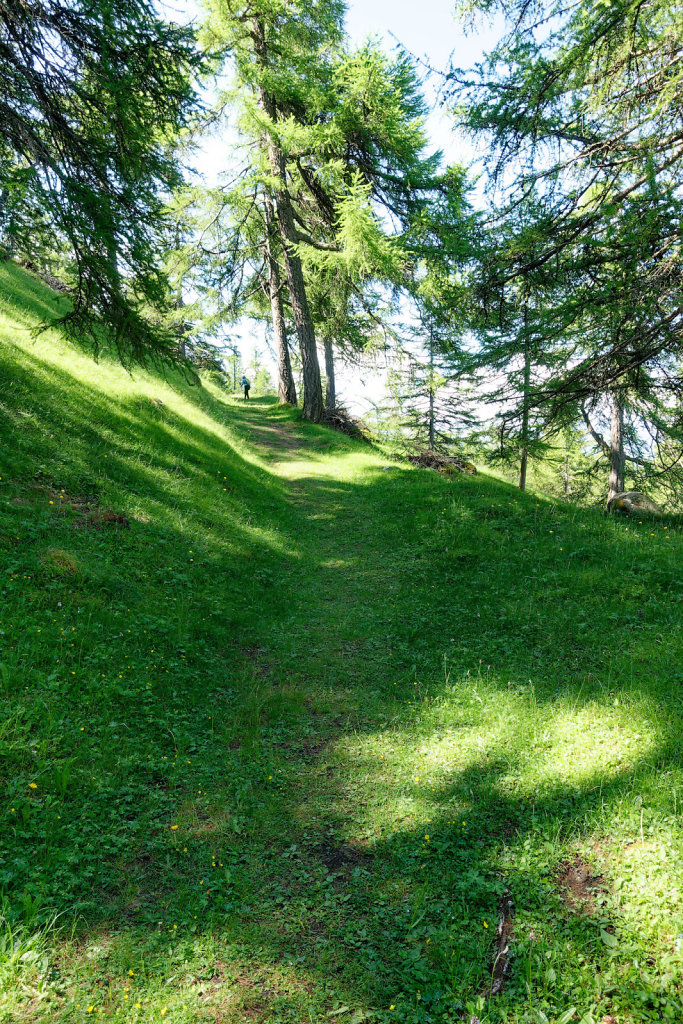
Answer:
[0,0,200,364]
[389,163,477,458]
[200,5,455,418]
[464,199,574,490]
[179,163,299,404]
[450,0,683,496]
[201,0,345,421]
[289,45,463,417]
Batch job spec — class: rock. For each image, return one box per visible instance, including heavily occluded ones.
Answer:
[607,490,662,516]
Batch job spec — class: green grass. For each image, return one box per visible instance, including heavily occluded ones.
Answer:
[1,259,683,1024]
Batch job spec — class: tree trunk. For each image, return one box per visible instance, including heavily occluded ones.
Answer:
[519,307,530,491]
[174,295,188,360]
[324,338,335,411]
[252,18,323,422]
[428,328,435,450]
[264,195,297,405]
[173,221,187,360]
[278,202,323,420]
[608,393,625,503]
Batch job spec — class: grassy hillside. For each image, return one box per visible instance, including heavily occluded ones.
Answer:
[1,260,683,1024]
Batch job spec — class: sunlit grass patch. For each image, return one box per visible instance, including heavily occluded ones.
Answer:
[338,679,662,842]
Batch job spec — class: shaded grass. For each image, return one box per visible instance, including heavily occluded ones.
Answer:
[1,261,683,1023]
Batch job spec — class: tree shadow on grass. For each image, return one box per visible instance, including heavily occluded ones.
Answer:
[23,696,678,1023]
[239,727,683,1022]
[2,328,683,1021]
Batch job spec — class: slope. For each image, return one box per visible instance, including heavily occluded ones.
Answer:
[1,261,683,1024]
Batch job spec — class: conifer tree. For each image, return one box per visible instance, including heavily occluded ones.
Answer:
[201,0,345,420]
[179,167,299,403]
[201,2,455,419]
[451,0,683,420]
[0,0,200,364]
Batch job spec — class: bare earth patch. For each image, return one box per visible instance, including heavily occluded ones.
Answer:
[249,422,302,453]
[237,644,271,679]
[12,480,131,527]
[320,840,374,873]
[557,858,605,913]
[84,510,130,528]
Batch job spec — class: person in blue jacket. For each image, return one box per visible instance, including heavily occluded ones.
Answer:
[241,376,251,399]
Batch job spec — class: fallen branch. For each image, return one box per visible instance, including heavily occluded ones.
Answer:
[490,891,514,997]
[322,405,370,440]
[405,450,477,475]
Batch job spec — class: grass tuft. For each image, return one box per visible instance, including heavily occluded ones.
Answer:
[40,547,81,576]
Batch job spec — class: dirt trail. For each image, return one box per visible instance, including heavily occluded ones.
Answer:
[240,408,335,509]
[248,420,302,454]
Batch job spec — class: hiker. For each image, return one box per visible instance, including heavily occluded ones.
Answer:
[241,375,251,400]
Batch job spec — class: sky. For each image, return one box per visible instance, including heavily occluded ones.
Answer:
[177,0,505,414]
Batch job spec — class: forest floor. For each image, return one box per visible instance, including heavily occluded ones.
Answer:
[2,261,683,1024]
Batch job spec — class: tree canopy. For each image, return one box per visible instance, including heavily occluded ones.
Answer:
[450,0,683,411]
[0,0,200,363]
